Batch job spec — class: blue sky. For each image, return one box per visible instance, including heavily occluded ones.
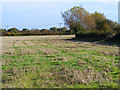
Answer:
[2,2,118,30]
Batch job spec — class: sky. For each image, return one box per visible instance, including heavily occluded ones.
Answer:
[0,0,119,2]
[1,1,118,30]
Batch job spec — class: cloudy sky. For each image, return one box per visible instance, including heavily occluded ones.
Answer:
[1,1,118,30]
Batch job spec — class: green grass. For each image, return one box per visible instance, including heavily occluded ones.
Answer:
[2,36,119,88]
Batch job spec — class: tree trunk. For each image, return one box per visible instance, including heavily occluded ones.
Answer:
[74,28,77,38]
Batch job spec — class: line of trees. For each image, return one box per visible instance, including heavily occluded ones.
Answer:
[61,6,120,41]
[1,6,120,41]
[0,27,74,36]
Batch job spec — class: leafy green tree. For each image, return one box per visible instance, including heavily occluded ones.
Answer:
[8,28,19,34]
[0,29,6,36]
[61,27,68,31]
[91,12,108,31]
[11,32,17,36]
[61,6,96,36]
[50,27,58,31]
[114,24,120,32]
[6,32,11,36]
[91,12,116,34]
[91,11,106,23]
[22,28,30,32]
[105,20,118,31]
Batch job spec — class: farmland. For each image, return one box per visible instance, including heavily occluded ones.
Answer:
[2,35,119,88]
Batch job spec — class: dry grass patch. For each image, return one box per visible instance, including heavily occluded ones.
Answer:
[24,41,36,46]
[21,47,38,55]
[15,41,26,47]
[39,48,61,55]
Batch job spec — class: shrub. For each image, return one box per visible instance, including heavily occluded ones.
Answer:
[106,32,120,42]
[6,32,12,36]
[76,30,114,41]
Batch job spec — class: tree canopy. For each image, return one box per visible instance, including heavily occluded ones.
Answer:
[61,6,118,38]
[61,6,96,35]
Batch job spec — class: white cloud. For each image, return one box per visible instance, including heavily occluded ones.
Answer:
[0,0,119,2]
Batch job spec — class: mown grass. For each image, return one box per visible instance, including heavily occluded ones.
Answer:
[2,36,119,88]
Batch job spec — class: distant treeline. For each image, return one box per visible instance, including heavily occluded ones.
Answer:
[1,6,120,42]
[62,6,120,41]
[0,27,74,36]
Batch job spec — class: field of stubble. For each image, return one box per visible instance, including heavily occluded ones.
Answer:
[2,35,119,88]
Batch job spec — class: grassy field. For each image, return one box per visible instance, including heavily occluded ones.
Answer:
[2,35,119,88]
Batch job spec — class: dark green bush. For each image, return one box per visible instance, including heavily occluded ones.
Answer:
[76,30,114,41]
